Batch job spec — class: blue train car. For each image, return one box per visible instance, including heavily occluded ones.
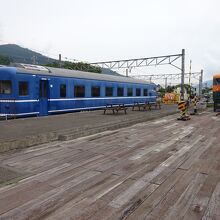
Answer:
[0,64,157,117]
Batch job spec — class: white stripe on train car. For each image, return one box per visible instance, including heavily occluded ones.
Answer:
[0,100,39,103]
[0,96,156,103]
[0,112,39,116]
[15,100,39,103]
[49,96,156,101]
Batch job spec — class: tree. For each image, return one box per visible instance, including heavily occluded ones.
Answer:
[174,84,195,95]
[157,87,165,97]
[45,61,102,73]
[45,62,60,68]
[202,87,212,94]
[166,85,175,93]
[0,55,11,65]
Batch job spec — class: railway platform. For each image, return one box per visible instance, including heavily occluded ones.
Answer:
[0,104,177,152]
[0,109,219,219]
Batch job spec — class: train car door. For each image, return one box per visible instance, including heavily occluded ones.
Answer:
[39,79,49,116]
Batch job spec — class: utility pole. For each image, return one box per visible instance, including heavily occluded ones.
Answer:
[199,69,203,97]
[189,60,192,96]
[165,77,167,93]
[59,54,62,68]
[126,68,128,77]
[181,49,185,100]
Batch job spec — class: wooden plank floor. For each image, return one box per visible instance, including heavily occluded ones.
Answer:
[0,111,219,220]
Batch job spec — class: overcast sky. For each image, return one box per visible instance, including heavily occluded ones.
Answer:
[0,0,220,83]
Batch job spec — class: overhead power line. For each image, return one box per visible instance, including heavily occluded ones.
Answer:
[91,49,186,100]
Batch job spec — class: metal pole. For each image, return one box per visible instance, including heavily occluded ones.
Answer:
[181,49,185,100]
[199,76,201,97]
[189,60,192,96]
[201,69,203,94]
[126,69,128,77]
[165,77,167,93]
[199,69,203,97]
[59,54,62,68]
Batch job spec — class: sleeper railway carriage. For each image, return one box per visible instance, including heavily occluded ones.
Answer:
[0,64,157,117]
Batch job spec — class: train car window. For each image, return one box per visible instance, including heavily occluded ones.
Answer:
[136,88,141,96]
[40,81,47,98]
[117,87,124,96]
[127,88,133,96]
[105,87,113,97]
[91,86,100,97]
[144,89,148,96]
[0,80,12,94]
[74,85,85,97]
[19,81,29,96]
[60,84,66,98]
[213,78,220,85]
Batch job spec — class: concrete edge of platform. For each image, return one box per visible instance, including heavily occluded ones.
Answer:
[0,110,179,153]
[58,111,178,141]
[0,133,58,153]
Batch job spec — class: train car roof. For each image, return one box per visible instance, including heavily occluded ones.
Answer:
[11,63,153,85]
[213,74,220,78]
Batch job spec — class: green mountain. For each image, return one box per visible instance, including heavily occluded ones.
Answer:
[0,44,121,75]
[0,44,55,65]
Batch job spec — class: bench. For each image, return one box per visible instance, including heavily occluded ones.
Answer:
[104,104,127,114]
[132,101,161,111]
[132,102,150,111]
[148,101,161,110]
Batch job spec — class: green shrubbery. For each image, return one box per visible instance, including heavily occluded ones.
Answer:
[45,61,101,73]
[0,55,11,65]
